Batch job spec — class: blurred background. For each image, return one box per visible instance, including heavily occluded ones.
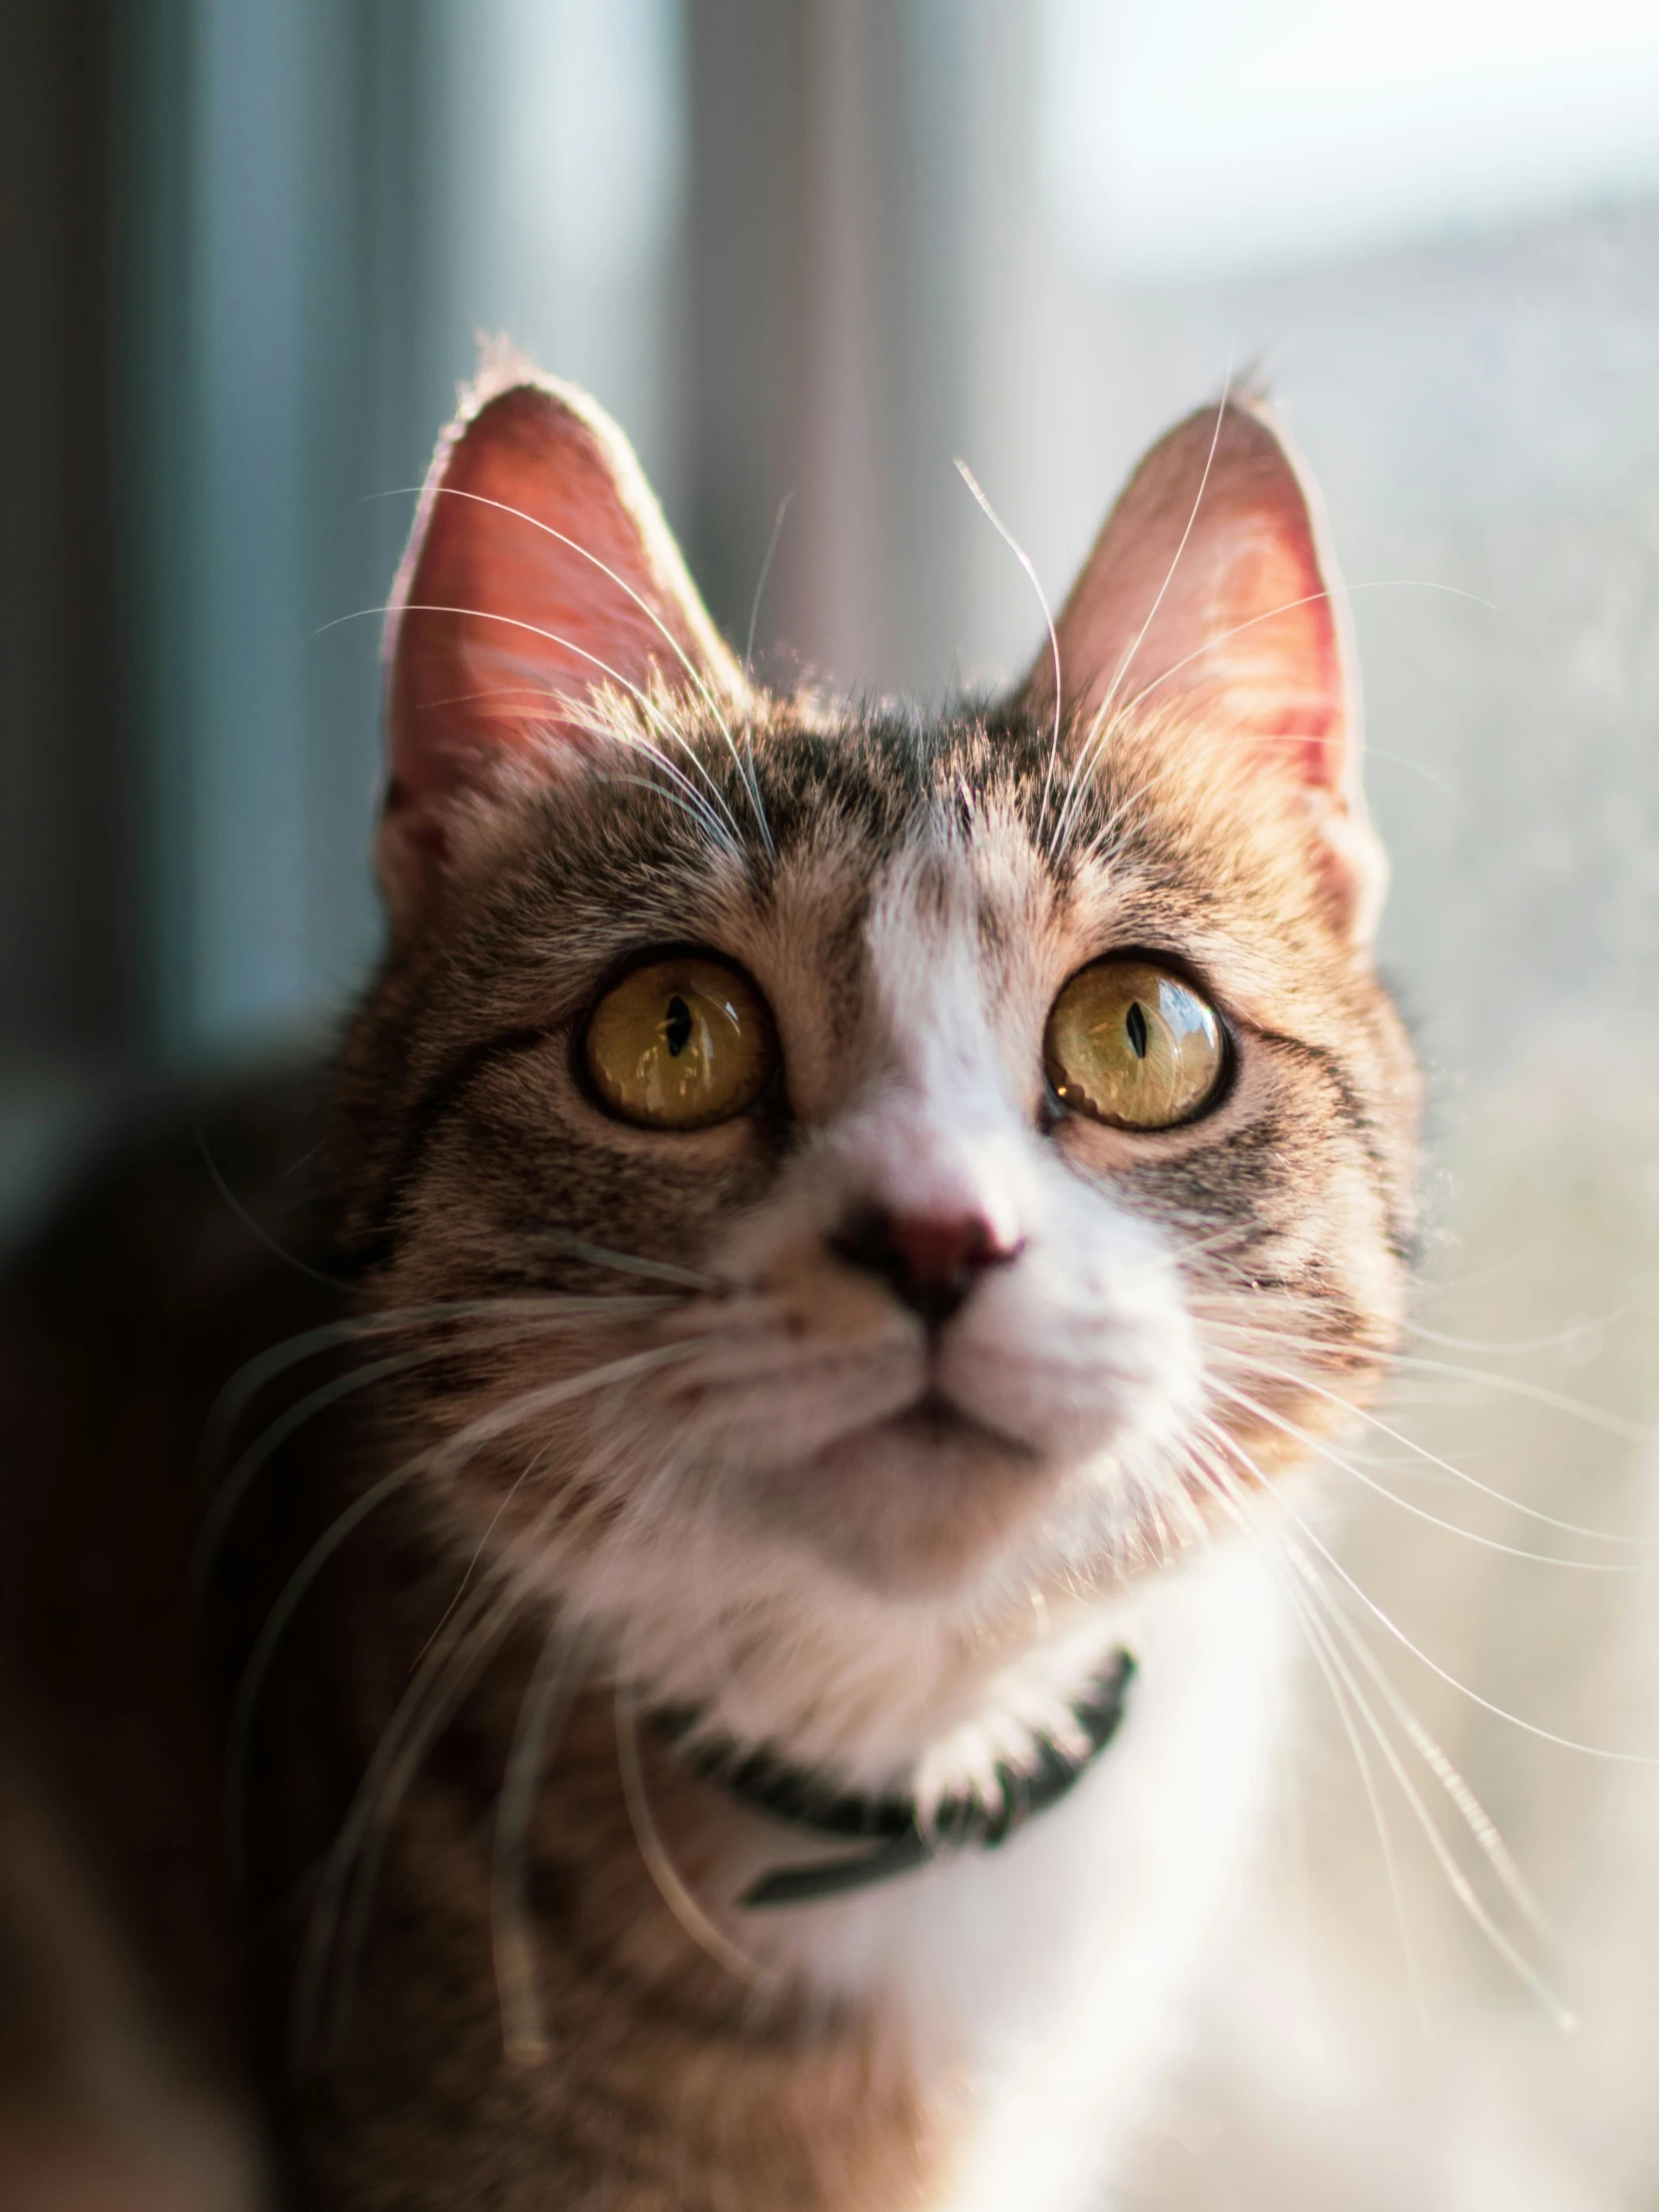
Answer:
[5,2,1659,2203]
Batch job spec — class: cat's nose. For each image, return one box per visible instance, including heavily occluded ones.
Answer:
[830,1206,1023,1328]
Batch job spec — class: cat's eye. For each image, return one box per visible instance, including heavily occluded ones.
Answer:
[1044,959,1225,1131]
[583,955,778,1130]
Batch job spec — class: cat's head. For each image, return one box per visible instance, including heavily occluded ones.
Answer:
[331,363,1417,1760]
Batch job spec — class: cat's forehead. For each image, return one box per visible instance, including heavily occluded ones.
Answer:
[744,791,1057,1101]
[714,715,1068,1005]
[518,710,1050,953]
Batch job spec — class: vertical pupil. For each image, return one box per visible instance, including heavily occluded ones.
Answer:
[664,994,694,1057]
[1124,1000,1149,1059]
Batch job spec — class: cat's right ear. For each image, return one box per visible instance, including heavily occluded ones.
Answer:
[1023,396,1385,941]
[378,365,745,921]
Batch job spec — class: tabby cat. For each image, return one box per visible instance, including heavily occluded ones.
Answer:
[0,364,1417,2210]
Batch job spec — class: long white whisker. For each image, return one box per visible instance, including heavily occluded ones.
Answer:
[1283,1529,1570,2024]
[492,1613,582,2065]
[1117,577,1499,746]
[225,1344,706,1872]
[1202,1318,1653,1443]
[1182,1443,1432,2033]
[1406,1298,1650,1356]
[1276,1543,1573,2023]
[1206,1373,1640,1571]
[1050,366,1235,857]
[1203,1416,1547,1920]
[1192,1437,1571,2024]
[196,1295,677,1494]
[294,1574,514,2059]
[954,459,1063,834]
[1196,1415,1659,1765]
[613,1681,775,1990]
[420,487,775,854]
[195,1299,678,1592]
[330,597,745,849]
[746,492,795,685]
[1283,1535,1555,1944]
[1050,572,1498,856]
[552,688,744,850]
[526,1230,728,1294]
[1203,1337,1655,1548]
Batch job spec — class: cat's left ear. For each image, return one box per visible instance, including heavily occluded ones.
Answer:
[378,362,747,920]
[1025,396,1384,940]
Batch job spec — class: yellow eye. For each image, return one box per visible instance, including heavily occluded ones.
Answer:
[1045,959,1225,1131]
[583,956,778,1130]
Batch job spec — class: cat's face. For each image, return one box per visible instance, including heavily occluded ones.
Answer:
[332,371,1417,1754]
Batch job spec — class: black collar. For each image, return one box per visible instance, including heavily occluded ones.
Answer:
[659,1648,1136,1909]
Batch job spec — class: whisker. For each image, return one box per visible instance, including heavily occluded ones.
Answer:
[1058,759,1179,880]
[525,1230,728,1294]
[193,1125,335,1286]
[226,1344,707,1874]
[492,1613,583,2065]
[1278,1547,1573,2024]
[1206,1373,1641,1570]
[195,1294,675,1496]
[745,492,795,685]
[420,486,775,853]
[552,690,741,850]
[1112,576,1497,736]
[197,1316,379,1497]
[328,597,745,850]
[1282,1526,1567,2023]
[1203,1339,1655,1548]
[195,1349,444,1598]
[227,1456,430,1885]
[1405,1298,1652,1357]
[421,670,739,853]
[415,1441,552,1666]
[1050,367,1236,859]
[1175,1219,1268,1264]
[954,459,1064,835]
[1196,1415,1659,1766]
[1204,1317,1654,1442]
[1191,1434,1572,2024]
[195,1298,678,1592]
[297,1575,518,2059]
[1286,1536,1554,1945]
[613,1679,775,1991]
[1184,1441,1431,2033]
[1048,572,1494,858]
[578,768,742,841]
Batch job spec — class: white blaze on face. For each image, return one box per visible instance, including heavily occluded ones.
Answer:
[696,817,1205,1592]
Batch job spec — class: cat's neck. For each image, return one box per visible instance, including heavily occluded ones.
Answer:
[263,1517,1285,2210]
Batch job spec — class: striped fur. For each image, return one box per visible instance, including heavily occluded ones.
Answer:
[0,370,1418,2209]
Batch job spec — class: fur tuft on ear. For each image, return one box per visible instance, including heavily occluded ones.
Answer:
[1026,396,1385,939]
[377,357,747,921]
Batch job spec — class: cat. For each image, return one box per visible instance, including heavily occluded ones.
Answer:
[0,360,1417,2210]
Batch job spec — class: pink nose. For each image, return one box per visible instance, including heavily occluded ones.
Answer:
[831,1206,1023,1327]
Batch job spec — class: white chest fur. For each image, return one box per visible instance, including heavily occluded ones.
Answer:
[771,1540,1292,2212]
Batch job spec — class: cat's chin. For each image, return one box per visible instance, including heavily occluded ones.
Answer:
[772,1393,1056,1597]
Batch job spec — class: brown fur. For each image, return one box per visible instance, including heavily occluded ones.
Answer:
[0,380,1418,2208]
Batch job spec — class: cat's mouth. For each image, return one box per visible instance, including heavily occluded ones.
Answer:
[885,1387,1037,1461]
[775,1382,1053,1593]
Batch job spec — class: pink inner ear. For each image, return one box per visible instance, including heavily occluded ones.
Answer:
[383,379,735,830]
[1045,400,1354,799]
